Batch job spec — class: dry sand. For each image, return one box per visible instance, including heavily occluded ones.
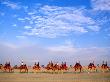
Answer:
[0,71,110,82]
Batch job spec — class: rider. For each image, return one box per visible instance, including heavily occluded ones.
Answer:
[8,62,10,66]
[50,61,53,66]
[34,62,37,65]
[61,62,64,67]
[5,62,8,66]
[56,62,59,65]
[105,61,107,66]
[37,62,39,67]
[64,62,66,66]
[21,60,24,66]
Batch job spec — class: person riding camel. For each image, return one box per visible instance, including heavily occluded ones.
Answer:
[21,60,24,66]
[37,62,39,67]
[50,61,53,67]
[64,62,67,67]
[56,62,59,65]
[5,62,8,66]
[34,62,37,65]
[8,62,10,67]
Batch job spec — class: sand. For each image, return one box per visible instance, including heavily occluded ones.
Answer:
[0,71,110,82]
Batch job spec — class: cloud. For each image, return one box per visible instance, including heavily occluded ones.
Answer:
[1,1,21,9]
[24,26,32,29]
[18,18,25,21]
[91,0,110,10]
[12,24,17,27]
[16,5,100,38]
[16,35,27,39]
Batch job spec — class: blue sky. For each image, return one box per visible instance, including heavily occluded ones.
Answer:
[0,0,110,65]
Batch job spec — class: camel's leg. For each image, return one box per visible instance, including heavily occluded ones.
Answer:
[74,68,76,72]
[80,68,81,72]
[27,69,28,73]
[9,68,10,72]
[20,69,21,73]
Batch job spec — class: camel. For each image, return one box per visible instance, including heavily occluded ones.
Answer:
[19,64,28,73]
[88,61,97,72]
[101,61,109,71]
[33,62,41,73]
[73,62,82,72]
[3,62,14,72]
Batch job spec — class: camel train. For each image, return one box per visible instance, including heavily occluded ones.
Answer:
[0,61,110,73]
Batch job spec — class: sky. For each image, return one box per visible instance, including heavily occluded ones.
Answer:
[0,0,110,66]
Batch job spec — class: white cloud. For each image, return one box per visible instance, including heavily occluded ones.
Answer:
[17,17,31,23]
[24,26,32,29]
[12,24,17,27]
[28,12,36,15]
[16,35,27,39]
[18,18,25,21]
[17,5,99,38]
[91,0,110,10]
[87,25,101,31]
[2,1,21,9]
[23,6,29,12]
